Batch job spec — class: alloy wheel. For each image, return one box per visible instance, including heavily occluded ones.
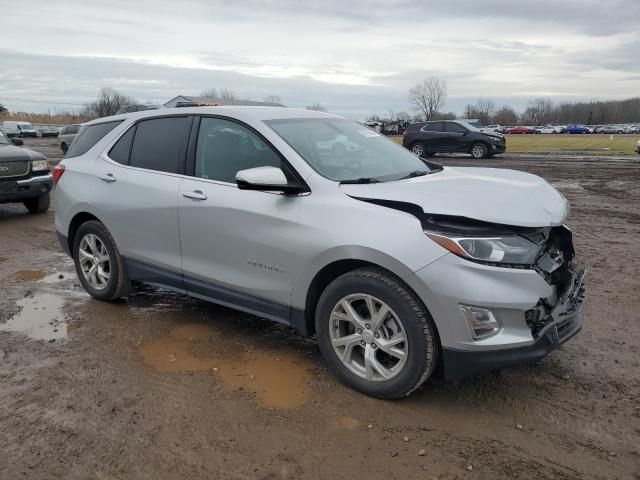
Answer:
[329,294,408,381]
[471,144,487,158]
[411,143,425,156]
[78,233,111,290]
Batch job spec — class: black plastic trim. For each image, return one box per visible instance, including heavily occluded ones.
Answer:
[442,310,582,382]
[124,257,306,332]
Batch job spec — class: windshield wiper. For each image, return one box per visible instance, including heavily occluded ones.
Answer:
[398,170,430,180]
[339,177,381,184]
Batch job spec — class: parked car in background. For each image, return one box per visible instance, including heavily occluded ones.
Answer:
[35,125,61,137]
[53,107,584,398]
[564,125,590,134]
[17,122,37,138]
[624,125,639,134]
[506,126,532,134]
[595,125,623,134]
[58,124,81,154]
[403,120,506,159]
[0,129,52,213]
[534,126,563,134]
[479,125,502,134]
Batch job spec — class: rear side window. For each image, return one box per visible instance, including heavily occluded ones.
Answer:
[421,122,444,132]
[66,121,122,158]
[129,117,191,174]
[446,123,468,133]
[108,126,136,164]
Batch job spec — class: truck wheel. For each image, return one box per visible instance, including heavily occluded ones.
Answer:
[72,220,131,301]
[315,268,438,399]
[23,193,50,214]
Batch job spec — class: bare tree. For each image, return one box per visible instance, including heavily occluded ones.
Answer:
[263,94,282,104]
[218,89,237,102]
[521,97,555,125]
[408,77,447,121]
[396,111,411,122]
[492,105,518,125]
[201,88,218,99]
[475,99,495,125]
[0,103,7,113]
[84,88,137,119]
[306,103,327,112]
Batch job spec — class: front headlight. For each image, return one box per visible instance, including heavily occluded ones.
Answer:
[426,232,541,265]
[31,159,49,172]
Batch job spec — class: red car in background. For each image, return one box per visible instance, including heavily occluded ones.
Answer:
[506,126,533,134]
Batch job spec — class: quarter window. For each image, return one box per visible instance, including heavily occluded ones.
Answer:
[108,126,136,164]
[194,117,282,183]
[129,117,191,174]
[66,121,122,158]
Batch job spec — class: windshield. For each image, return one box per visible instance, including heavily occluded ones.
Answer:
[0,131,9,145]
[266,118,434,182]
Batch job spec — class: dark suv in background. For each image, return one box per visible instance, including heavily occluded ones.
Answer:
[402,120,506,159]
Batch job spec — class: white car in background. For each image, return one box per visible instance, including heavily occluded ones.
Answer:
[535,126,562,134]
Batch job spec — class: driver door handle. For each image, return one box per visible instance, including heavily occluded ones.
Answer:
[182,190,207,201]
[99,173,116,183]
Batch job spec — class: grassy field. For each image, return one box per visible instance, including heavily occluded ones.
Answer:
[392,134,640,156]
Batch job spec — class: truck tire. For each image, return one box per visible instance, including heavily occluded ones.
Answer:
[23,193,50,214]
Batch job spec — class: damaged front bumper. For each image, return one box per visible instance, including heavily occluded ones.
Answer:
[440,265,585,381]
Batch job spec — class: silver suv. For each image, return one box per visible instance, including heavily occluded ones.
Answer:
[54,107,585,398]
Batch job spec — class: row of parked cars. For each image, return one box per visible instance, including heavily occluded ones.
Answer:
[0,121,61,138]
[481,124,640,135]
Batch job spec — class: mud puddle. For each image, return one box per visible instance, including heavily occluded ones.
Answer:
[15,270,47,281]
[140,322,313,409]
[0,293,68,341]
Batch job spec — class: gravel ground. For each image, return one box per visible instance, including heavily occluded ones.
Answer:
[1,138,639,479]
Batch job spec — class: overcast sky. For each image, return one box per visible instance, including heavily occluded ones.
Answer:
[1,0,639,119]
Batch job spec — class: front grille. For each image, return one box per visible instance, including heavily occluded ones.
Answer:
[0,161,30,178]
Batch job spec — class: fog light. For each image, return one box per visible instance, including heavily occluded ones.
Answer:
[459,305,501,340]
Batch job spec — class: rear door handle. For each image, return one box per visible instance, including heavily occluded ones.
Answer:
[99,173,116,183]
[182,190,207,200]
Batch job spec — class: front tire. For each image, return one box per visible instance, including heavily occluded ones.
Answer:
[23,193,50,213]
[315,268,438,399]
[73,221,130,301]
[470,142,489,159]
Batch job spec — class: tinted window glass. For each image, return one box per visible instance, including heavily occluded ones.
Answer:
[66,121,122,158]
[422,122,444,132]
[108,126,136,164]
[130,117,191,173]
[446,122,468,133]
[195,117,282,183]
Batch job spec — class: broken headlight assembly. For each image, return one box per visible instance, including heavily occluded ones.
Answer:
[426,232,542,266]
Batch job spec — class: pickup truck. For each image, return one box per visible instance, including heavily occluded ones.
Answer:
[0,129,52,213]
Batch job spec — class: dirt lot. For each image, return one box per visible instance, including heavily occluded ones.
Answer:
[1,138,639,479]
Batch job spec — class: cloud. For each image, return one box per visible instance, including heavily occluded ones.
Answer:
[0,0,637,118]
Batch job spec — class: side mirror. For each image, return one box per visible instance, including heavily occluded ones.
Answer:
[11,138,23,146]
[236,166,302,194]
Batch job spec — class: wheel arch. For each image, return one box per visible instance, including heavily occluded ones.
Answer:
[296,252,436,339]
[66,210,121,255]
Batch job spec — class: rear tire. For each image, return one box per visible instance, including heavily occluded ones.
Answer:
[23,193,50,214]
[73,220,131,301]
[315,268,438,399]
[410,142,426,157]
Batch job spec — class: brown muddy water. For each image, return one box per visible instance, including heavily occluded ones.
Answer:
[139,322,313,409]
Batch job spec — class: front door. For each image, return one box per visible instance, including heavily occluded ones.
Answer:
[178,116,302,321]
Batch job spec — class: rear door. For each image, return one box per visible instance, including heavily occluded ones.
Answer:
[91,115,192,284]
[177,116,302,319]
[419,122,448,152]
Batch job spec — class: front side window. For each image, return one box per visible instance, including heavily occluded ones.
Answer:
[66,121,122,158]
[129,116,191,173]
[446,122,468,134]
[267,118,434,182]
[194,117,282,183]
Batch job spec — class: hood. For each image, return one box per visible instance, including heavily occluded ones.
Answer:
[340,167,569,228]
[0,144,44,162]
